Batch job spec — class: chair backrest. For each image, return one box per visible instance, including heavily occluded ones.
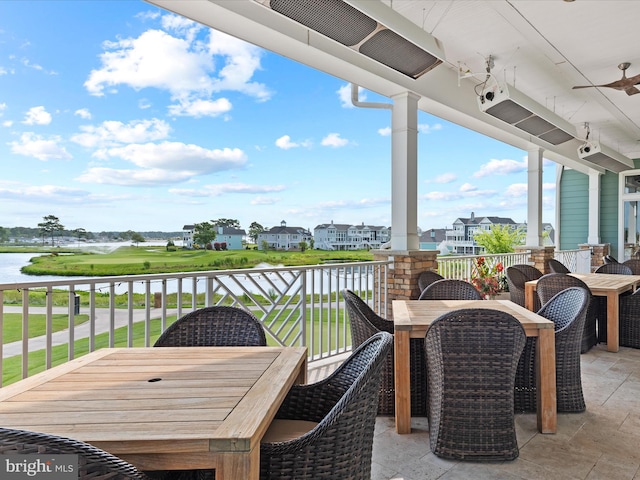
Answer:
[622,259,640,275]
[536,287,589,333]
[603,254,619,264]
[512,264,543,280]
[547,258,570,274]
[419,279,483,300]
[342,289,392,348]
[425,308,526,460]
[505,266,541,310]
[0,428,151,480]
[153,305,266,347]
[536,273,592,306]
[594,263,633,275]
[417,270,444,293]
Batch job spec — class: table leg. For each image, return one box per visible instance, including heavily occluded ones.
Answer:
[606,292,620,352]
[536,328,557,434]
[394,330,411,434]
[525,283,535,311]
[216,449,258,480]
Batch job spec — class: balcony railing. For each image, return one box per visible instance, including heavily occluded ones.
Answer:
[0,260,391,385]
[437,251,531,280]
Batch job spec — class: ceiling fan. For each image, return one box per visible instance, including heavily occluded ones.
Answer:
[572,62,640,96]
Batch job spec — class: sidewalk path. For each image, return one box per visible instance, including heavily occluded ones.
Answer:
[2,306,180,358]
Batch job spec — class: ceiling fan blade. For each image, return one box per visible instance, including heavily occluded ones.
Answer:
[625,86,640,96]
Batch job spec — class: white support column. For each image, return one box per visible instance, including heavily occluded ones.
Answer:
[587,169,601,245]
[390,91,420,251]
[526,147,543,246]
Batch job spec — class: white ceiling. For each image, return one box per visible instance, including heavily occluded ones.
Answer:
[148,0,640,173]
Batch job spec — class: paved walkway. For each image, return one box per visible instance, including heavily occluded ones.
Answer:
[1,306,180,358]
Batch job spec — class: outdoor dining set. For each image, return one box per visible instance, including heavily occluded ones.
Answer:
[1,257,640,478]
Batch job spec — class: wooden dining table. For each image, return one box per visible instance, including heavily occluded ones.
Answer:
[525,273,640,352]
[392,299,556,434]
[0,346,307,480]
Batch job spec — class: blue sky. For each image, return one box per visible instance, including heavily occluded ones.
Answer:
[0,1,556,234]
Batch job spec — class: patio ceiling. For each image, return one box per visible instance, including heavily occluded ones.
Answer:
[147,0,640,175]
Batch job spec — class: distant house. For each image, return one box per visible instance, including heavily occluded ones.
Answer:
[419,228,447,250]
[182,224,246,250]
[445,212,518,254]
[313,221,390,250]
[257,220,312,251]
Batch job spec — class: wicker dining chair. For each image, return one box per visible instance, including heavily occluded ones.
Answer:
[535,273,598,353]
[547,258,570,274]
[622,259,640,275]
[514,287,589,413]
[417,270,444,296]
[505,265,542,311]
[603,254,619,264]
[342,289,427,416]
[418,279,483,300]
[594,263,633,275]
[619,289,640,349]
[0,427,153,480]
[259,331,393,480]
[153,305,266,347]
[425,308,526,461]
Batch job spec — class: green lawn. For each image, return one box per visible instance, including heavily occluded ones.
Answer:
[2,313,88,343]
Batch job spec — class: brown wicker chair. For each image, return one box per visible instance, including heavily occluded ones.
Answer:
[547,258,570,273]
[619,289,640,348]
[594,263,633,275]
[514,287,589,413]
[535,273,598,353]
[505,265,542,311]
[425,308,526,461]
[418,279,483,300]
[622,259,640,274]
[417,270,444,296]
[154,306,266,347]
[0,427,153,480]
[259,331,393,480]
[342,289,427,416]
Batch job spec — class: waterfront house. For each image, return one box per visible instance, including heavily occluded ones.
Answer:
[257,220,313,251]
[313,221,390,250]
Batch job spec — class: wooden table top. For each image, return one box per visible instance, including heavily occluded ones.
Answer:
[393,299,553,335]
[0,346,307,470]
[526,273,640,295]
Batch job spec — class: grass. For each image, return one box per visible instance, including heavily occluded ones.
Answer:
[17,246,375,277]
[1,307,350,386]
[2,313,88,343]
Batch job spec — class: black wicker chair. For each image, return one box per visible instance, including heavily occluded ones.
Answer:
[535,273,598,353]
[418,279,483,300]
[259,331,393,480]
[594,263,633,275]
[154,306,266,347]
[514,287,589,414]
[547,258,570,274]
[0,427,153,480]
[425,308,526,461]
[622,259,640,275]
[342,289,427,416]
[603,254,619,264]
[505,265,542,311]
[417,270,444,296]
[619,289,640,348]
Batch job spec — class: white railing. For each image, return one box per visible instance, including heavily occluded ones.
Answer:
[437,251,531,280]
[0,261,390,385]
[555,248,592,273]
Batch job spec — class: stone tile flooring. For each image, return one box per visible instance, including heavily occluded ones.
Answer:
[311,344,640,480]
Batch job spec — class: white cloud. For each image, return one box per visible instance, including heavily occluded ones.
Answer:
[9,132,71,161]
[0,103,6,114]
[473,158,526,178]
[432,173,457,184]
[321,132,348,148]
[2,120,12,127]
[74,108,92,119]
[504,183,527,197]
[378,126,391,136]
[275,135,312,150]
[71,118,171,148]
[0,184,91,203]
[337,83,365,108]
[168,97,232,117]
[76,167,193,186]
[23,106,52,125]
[459,183,478,192]
[251,196,278,205]
[418,123,443,134]
[170,183,285,197]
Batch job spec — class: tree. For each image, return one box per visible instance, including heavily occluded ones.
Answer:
[473,224,525,254]
[37,215,64,246]
[248,222,264,243]
[211,218,241,229]
[299,240,308,252]
[130,232,145,246]
[73,228,88,242]
[193,221,216,249]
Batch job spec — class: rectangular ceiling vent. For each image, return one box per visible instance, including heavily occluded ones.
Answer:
[254,0,444,79]
[577,141,634,174]
[477,83,576,146]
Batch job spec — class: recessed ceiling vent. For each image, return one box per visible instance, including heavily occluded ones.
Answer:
[254,0,443,79]
[477,83,576,145]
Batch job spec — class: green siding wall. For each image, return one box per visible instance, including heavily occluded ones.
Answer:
[600,171,619,258]
[559,169,588,250]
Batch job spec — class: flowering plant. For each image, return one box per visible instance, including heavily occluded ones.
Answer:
[470,256,504,298]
